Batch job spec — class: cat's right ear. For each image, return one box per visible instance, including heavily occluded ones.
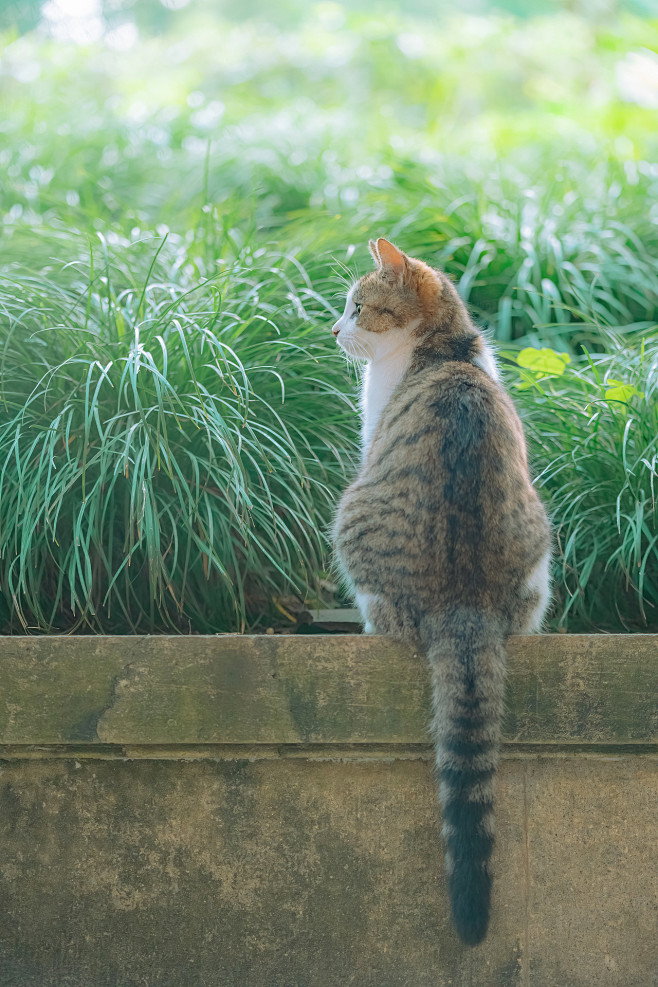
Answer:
[368,239,381,266]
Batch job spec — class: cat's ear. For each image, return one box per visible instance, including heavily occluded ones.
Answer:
[368,239,381,265]
[376,237,408,284]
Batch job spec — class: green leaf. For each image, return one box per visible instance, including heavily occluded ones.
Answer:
[516,348,571,376]
[604,383,645,404]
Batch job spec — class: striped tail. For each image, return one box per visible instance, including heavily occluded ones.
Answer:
[423,609,507,946]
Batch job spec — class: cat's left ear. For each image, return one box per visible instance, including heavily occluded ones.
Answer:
[375,237,409,284]
[368,239,381,265]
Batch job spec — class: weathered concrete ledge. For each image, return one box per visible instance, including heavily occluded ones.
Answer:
[0,634,657,748]
[1,634,657,986]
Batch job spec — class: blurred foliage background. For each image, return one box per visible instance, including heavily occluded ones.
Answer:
[0,0,657,633]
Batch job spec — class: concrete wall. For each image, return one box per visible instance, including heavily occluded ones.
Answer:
[0,635,657,986]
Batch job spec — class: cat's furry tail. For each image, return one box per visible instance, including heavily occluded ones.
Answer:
[421,607,507,946]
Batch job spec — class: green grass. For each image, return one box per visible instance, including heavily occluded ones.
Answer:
[0,230,356,632]
[507,327,658,631]
[0,1,657,632]
[281,153,658,347]
[3,5,656,353]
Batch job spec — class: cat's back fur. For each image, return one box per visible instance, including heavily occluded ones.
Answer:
[332,238,551,945]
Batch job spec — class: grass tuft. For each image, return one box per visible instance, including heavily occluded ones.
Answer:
[507,325,658,630]
[0,232,357,632]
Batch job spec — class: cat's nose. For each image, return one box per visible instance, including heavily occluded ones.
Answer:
[332,325,340,337]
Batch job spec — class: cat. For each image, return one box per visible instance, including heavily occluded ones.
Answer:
[331,237,551,946]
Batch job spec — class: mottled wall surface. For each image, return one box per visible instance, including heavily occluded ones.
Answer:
[0,636,657,986]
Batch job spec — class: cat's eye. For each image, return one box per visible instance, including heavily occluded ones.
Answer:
[354,303,362,316]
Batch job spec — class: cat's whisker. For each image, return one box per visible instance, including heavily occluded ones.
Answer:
[348,338,371,362]
[330,259,359,289]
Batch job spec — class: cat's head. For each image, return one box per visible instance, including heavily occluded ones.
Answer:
[331,237,448,361]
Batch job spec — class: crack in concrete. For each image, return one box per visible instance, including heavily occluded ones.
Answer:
[522,764,531,986]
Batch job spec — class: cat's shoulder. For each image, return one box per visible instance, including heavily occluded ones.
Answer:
[383,359,512,436]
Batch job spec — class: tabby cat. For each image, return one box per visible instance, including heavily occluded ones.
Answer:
[331,237,551,945]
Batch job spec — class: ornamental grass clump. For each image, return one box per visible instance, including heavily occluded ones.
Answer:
[0,231,357,632]
[285,154,658,348]
[508,325,658,631]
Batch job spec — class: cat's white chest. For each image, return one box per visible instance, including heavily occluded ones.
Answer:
[360,355,409,456]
